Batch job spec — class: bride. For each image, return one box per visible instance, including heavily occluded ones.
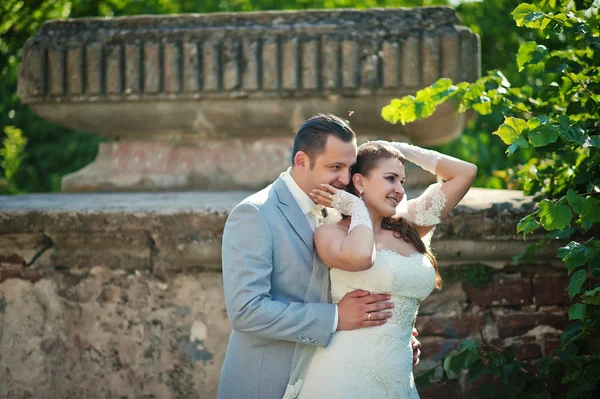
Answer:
[284,141,476,398]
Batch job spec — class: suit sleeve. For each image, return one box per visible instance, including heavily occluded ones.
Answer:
[222,202,336,347]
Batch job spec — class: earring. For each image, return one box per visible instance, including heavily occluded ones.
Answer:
[359,190,363,200]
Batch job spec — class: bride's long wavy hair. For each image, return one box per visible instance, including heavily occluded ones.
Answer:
[346,143,442,290]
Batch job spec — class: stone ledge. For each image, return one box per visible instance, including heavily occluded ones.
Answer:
[0,188,556,272]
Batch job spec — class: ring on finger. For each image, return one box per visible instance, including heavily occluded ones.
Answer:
[330,194,333,200]
[367,312,372,321]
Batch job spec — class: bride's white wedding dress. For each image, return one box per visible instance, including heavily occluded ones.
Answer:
[291,183,446,399]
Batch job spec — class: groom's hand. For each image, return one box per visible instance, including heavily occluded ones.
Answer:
[412,328,421,367]
[337,289,393,330]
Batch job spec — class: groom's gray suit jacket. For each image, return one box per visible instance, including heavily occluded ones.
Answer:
[218,176,336,399]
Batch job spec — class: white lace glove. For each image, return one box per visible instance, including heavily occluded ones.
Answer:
[331,190,373,232]
[371,141,440,175]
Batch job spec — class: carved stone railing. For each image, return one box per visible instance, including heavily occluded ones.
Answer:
[18,8,480,191]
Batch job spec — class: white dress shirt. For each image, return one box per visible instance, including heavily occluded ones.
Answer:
[281,169,339,333]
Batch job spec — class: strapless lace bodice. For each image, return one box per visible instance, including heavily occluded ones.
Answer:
[295,250,437,399]
[331,250,436,326]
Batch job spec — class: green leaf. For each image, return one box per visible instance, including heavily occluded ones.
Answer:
[581,287,600,305]
[568,269,587,299]
[567,189,591,216]
[544,56,568,73]
[528,122,559,147]
[538,200,573,230]
[507,136,530,156]
[583,135,600,148]
[517,42,548,71]
[561,322,582,347]
[414,367,435,389]
[557,241,590,273]
[558,116,585,145]
[512,3,539,27]
[517,214,542,237]
[568,303,586,321]
[493,117,528,146]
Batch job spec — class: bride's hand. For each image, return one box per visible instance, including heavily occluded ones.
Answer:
[309,183,339,207]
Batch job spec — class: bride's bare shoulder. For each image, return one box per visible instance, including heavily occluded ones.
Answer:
[314,219,350,240]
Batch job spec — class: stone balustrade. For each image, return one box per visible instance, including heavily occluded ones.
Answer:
[18,8,480,192]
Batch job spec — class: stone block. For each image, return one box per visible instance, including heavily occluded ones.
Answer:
[143,42,160,94]
[125,43,141,94]
[182,41,200,92]
[242,38,259,91]
[495,311,568,338]
[222,39,240,91]
[163,41,181,93]
[282,39,299,89]
[48,48,64,96]
[86,43,103,95]
[441,33,460,82]
[402,36,420,89]
[105,45,122,95]
[301,39,319,90]
[321,37,339,89]
[382,40,400,88]
[342,40,359,88]
[359,39,380,88]
[261,39,279,91]
[465,277,533,307]
[422,34,440,86]
[67,47,83,95]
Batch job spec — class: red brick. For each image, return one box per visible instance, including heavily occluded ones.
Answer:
[420,380,463,399]
[416,315,485,338]
[533,274,569,306]
[496,312,568,338]
[516,342,543,361]
[466,278,532,307]
[544,336,561,355]
[419,337,460,361]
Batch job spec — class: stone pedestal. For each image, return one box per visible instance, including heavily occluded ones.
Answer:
[18,8,480,192]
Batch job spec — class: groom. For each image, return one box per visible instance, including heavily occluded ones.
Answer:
[218,114,418,399]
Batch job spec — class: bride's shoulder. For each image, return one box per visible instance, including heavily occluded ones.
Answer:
[314,219,350,240]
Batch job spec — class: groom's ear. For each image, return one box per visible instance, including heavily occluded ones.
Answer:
[294,151,309,170]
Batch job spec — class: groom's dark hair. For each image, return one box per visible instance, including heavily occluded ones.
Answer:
[292,113,356,169]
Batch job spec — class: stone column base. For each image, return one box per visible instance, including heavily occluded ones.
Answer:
[62,138,295,192]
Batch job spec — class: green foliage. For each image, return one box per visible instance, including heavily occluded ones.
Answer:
[0,126,27,194]
[390,1,600,397]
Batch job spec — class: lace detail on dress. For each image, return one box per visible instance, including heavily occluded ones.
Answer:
[407,183,447,226]
[297,250,436,399]
[388,297,420,325]
[331,190,372,232]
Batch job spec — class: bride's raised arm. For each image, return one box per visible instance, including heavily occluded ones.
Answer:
[388,142,477,238]
[309,185,376,271]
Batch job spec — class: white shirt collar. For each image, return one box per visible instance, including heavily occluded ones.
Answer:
[281,168,320,215]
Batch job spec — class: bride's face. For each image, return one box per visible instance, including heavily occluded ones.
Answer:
[360,158,406,217]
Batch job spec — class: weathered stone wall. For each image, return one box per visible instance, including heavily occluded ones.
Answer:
[0,189,570,398]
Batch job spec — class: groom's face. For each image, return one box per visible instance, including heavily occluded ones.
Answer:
[307,135,357,191]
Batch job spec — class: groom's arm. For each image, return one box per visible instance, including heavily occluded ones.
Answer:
[222,202,336,347]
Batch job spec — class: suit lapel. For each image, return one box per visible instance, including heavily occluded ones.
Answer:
[274,177,314,252]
